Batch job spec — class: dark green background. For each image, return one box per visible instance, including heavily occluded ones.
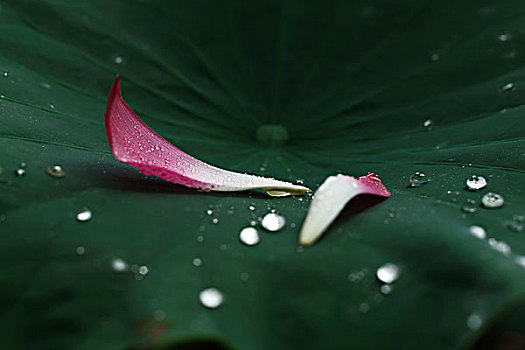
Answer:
[1,1,525,349]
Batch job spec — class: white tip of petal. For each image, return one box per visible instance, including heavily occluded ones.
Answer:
[299,173,390,246]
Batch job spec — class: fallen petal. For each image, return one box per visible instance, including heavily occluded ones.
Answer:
[299,173,390,246]
[104,77,309,195]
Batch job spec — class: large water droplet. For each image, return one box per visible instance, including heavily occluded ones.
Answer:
[199,288,224,309]
[376,263,400,284]
[111,258,128,272]
[45,165,66,178]
[466,175,487,191]
[462,199,477,213]
[76,209,92,222]
[481,192,504,208]
[468,225,486,239]
[239,227,260,246]
[409,172,428,187]
[261,213,286,232]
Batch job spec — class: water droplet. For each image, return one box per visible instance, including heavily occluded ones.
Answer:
[193,258,202,267]
[462,199,477,213]
[296,246,304,253]
[468,225,486,239]
[498,33,510,41]
[296,179,304,184]
[111,258,128,272]
[481,192,504,208]
[466,175,487,190]
[211,218,219,224]
[199,288,224,309]
[431,53,440,61]
[359,302,370,313]
[376,263,400,284]
[240,272,250,281]
[153,309,166,321]
[380,284,393,295]
[467,313,483,330]
[502,82,514,93]
[197,235,204,243]
[409,172,428,187]
[206,209,213,215]
[488,238,511,255]
[45,165,66,178]
[248,205,255,211]
[2,72,7,77]
[19,162,26,168]
[14,168,25,176]
[239,227,260,246]
[423,119,433,128]
[138,265,149,276]
[49,104,55,109]
[76,246,85,255]
[261,213,286,232]
[76,209,92,222]
[507,214,525,232]
[114,56,123,64]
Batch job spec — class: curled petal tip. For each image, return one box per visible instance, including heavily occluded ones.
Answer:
[104,77,310,195]
[299,173,390,246]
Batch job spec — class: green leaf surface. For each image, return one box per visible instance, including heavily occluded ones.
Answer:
[1,1,525,349]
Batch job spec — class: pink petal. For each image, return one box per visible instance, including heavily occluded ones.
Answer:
[299,173,390,246]
[104,77,309,195]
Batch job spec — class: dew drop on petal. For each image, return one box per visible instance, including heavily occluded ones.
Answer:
[466,175,487,190]
[76,209,92,222]
[481,192,504,208]
[261,213,286,232]
[409,172,428,187]
[45,165,66,178]
[199,288,224,309]
[239,227,260,246]
[111,258,128,272]
[376,263,400,284]
[468,225,486,239]
[467,313,483,330]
